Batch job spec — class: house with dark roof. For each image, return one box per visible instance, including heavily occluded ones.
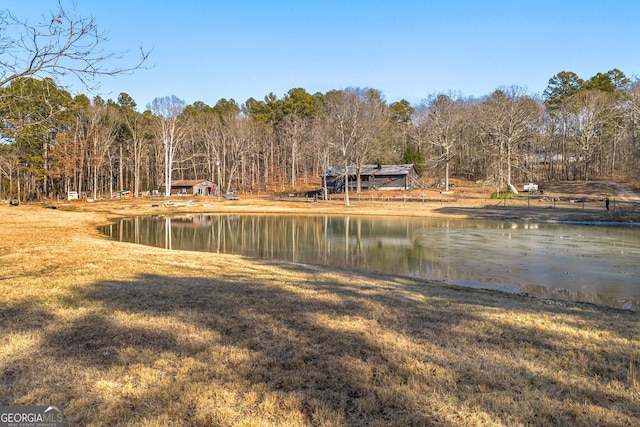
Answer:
[170,179,216,196]
[323,164,418,192]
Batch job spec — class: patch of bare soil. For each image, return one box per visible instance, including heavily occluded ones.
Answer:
[542,180,640,201]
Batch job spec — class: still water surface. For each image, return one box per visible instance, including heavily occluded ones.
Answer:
[99,215,640,310]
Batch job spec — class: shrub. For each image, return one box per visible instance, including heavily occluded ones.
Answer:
[490,189,516,199]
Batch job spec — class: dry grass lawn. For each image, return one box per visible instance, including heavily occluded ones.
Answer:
[1,191,639,426]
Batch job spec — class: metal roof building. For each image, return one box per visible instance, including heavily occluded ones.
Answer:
[324,164,418,192]
[169,180,217,196]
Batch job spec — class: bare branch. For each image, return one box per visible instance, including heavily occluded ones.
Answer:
[0,1,150,90]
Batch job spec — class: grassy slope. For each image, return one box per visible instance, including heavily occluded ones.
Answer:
[0,202,638,426]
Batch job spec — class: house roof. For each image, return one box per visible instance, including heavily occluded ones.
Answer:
[375,164,417,176]
[324,164,416,177]
[170,179,214,187]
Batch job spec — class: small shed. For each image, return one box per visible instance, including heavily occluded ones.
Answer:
[170,179,216,196]
[324,164,418,192]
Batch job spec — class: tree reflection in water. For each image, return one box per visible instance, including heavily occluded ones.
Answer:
[100,215,640,310]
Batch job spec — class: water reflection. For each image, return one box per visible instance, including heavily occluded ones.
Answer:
[100,215,640,310]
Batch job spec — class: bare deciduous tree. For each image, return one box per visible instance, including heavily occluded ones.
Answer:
[118,100,151,196]
[566,90,616,181]
[148,95,187,196]
[0,1,149,90]
[322,89,364,206]
[415,93,467,192]
[351,88,389,193]
[478,87,541,190]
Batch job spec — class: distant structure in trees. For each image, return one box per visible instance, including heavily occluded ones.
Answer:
[169,180,216,196]
[324,164,418,193]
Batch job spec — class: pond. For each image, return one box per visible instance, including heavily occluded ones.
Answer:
[99,215,640,310]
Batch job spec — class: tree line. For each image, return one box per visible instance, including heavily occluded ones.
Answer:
[2,68,639,201]
[1,5,638,201]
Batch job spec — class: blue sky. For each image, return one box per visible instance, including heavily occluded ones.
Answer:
[8,0,640,109]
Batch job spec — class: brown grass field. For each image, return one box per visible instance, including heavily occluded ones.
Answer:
[1,181,639,426]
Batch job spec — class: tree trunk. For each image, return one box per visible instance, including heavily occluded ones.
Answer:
[343,159,350,206]
[164,141,171,196]
[119,143,124,193]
